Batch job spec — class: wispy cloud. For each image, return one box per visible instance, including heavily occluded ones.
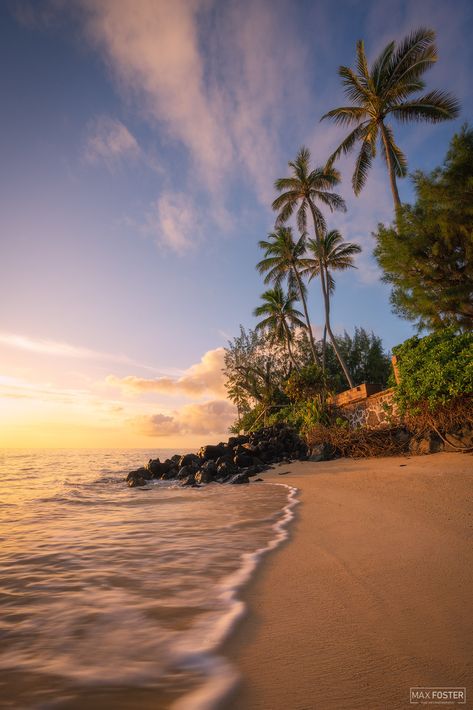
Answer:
[143,191,200,253]
[132,399,235,437]
[85,115,140,169]
[0,332,176,374]
[106,347,226,398]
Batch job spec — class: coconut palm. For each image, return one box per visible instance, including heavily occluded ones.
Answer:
[253,286,305,371]
[321,28,460,211]
[301,229,361,369]
[272,147,354,388]
[256,226,319,367]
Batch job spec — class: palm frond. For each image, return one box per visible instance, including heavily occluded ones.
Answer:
[385,27,436,90]
[356,40,372,89]
[319,106,367,127]
[324,122,370,166]
[380,123,408,177]
[389,90,460,123]
[372,40,395,91]
[338,65,370,104]
[352,140,373,195]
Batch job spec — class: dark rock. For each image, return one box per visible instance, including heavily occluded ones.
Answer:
[195,468,214,484]
[177,464,197,480]
[180,474,196,487]
[308,443,340,462]
[179,453,200,468]
[254,477,264,482]
[146,458,164,477]
[127,475,147,487]
[409,433,444,455]
[217,460,238,477]
[228,435,249,447]
[200,459,217,475]
[443,423,473,451]
[215,455,233,468]
[234,453,254,468]
[229,472,250,484]
[126,467,152,483]
[198,444,229,461]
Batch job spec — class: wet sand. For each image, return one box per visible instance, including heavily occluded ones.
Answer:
[226,453,473,710]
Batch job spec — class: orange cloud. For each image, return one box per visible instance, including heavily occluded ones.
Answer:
[106,347,226,398]
[132,399,236,437]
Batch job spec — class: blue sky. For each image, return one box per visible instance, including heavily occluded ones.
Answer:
[1,0,472,447]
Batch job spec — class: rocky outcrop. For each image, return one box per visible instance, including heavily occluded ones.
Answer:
[126,423,308,489]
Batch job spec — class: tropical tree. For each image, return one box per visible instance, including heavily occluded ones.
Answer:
[272,146,354,388]
[256,226,319,367]
[374,124,473,330]
[301,229,361,368]
[321,28,460,211]
[253,286,306,371]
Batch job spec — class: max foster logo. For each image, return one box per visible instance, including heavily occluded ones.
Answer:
[410,687,466,705]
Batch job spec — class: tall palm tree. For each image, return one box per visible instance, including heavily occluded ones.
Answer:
[256,226,319,367]
[301,229,361,370]
[321,28,460,211]
[253,286,306,371]
[272,147,354,388]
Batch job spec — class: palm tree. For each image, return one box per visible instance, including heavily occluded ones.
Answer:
[256,226,319,367]
[321,28,460,211]
[272,147,355,388]
[253,286,306,371]
[301,229,361,370]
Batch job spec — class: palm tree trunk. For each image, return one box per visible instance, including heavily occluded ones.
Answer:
[322,324,327,373]
[292,265,319,368]
[381,124,402,213]
[309,202,355,389]
[283,322,301,373]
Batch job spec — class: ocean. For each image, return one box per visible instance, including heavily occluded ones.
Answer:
[0,449,297,709]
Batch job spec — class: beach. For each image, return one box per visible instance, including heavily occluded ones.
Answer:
[227,452,473,709]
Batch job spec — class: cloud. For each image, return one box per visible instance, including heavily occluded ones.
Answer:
[143,191,200,253]
[132,399,236,437]
[0,332,172,374]
[85,115,140,168]
[106,347,226,398]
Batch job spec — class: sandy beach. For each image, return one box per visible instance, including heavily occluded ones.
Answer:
[227,452,473,710]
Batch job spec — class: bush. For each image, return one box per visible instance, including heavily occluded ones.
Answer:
[393,328,473,412]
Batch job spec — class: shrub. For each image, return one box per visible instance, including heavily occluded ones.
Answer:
[392,328,473,412]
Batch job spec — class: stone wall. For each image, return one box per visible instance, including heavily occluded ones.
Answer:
[338,387,400,430]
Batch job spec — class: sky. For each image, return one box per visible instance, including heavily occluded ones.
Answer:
[1,0,472,448]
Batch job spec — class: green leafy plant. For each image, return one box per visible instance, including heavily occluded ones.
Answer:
[392,328,473,412]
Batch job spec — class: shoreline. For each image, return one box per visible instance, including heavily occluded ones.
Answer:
[225,452,473,709]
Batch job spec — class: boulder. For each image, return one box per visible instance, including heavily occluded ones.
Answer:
[229,472,250,484]
[228,435,249,447]
[126,467,152,483]
[217,460,238,477]
[180,474,196,487]
[127,476,147,487]
[198,444,229,461]
[179,453,200,468]
[308,443,340,462]
[409,433,444,455]
[146,458,163,477]
[177,464,197,480]
[234,453,254,468]
[195,468,214,484]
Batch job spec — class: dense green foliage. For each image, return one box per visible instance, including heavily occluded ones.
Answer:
[224,326,392,432]
[374,125,473,330]
[392,328,473,411]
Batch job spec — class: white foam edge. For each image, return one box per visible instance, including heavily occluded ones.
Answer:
[171,482,299,710]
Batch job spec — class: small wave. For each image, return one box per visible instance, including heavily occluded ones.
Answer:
[168,483,299,710]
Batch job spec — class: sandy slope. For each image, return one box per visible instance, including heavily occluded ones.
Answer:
[226,453,473,710]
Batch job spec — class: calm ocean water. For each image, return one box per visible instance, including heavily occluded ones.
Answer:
[0,449,297,709]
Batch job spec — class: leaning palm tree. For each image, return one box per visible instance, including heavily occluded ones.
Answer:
[253,286,306,372]
[301,229,361,370]
[321,28,460,211]
[256,226,319,367]
[272,147,354,388]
